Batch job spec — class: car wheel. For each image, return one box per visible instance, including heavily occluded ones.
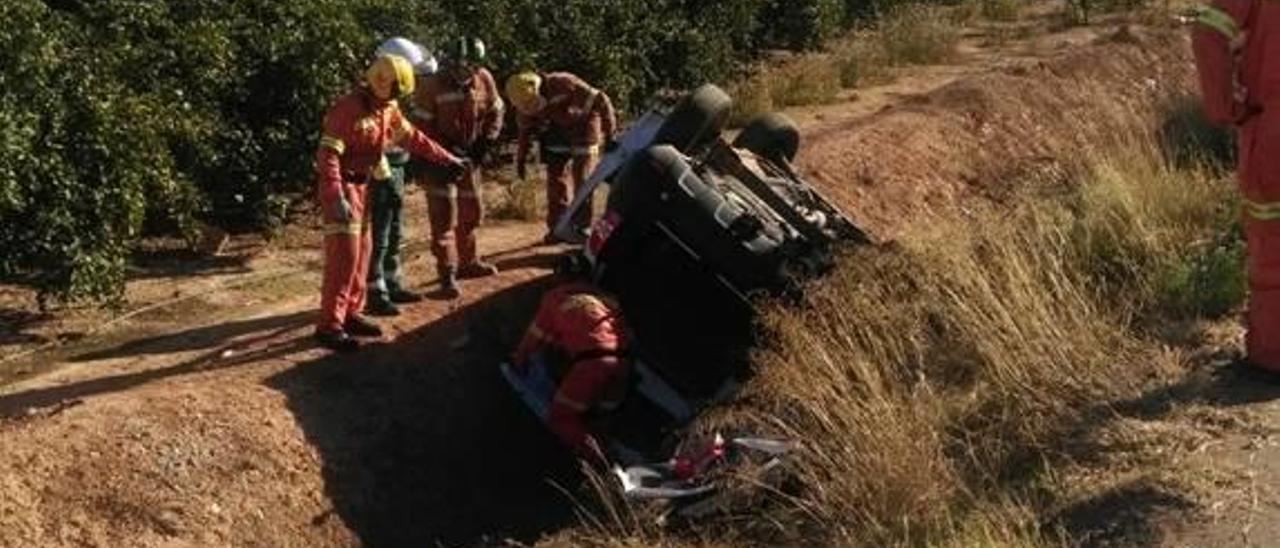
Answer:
[732,112,800,163]
[653,84,733,155]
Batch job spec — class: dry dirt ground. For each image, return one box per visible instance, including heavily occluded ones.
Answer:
[2,8,1275,547]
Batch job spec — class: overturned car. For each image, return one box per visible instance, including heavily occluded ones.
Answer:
[502,84,868,509]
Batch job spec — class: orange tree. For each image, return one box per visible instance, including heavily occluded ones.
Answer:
[1,0,877,303]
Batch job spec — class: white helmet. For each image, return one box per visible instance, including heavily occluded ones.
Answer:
[375,37,437,76]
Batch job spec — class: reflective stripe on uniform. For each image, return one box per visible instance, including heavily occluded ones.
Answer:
[582,88,600,116]
[372,156,392,181]
[543,144,599,157]
[1195,4,1242,42]
[1245,199,1280,221]
[392,115,413,144]
[320,135,346,155]
[553,392,589,413]
[325,222,363,235]
[413,108,435,122]
[437,92,466,104]
[427,186,456,198]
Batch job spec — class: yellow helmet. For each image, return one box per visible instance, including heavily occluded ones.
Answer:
[505,72,544,116]
[366,54,416,101]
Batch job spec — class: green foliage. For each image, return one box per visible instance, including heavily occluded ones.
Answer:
[0,0,902,302]
[1156,234,1247,318]
[980,0,1022,21]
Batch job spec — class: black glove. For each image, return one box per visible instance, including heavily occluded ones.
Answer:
[442,158,470,182]
[603,139,620,154]
[468,138,492,163]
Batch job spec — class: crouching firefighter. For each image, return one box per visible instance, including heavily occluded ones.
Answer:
[512,254,632,463]
[505,71,618,243]
[314,53,466,352]
[1189,0,1280,372]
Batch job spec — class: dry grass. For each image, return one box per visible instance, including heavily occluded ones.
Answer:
[879,5,963,66]
[563,95,1239,546]
[980,0,1024,22]
[721,122,1233,545]
[485,173,545,222]
[729,54,844,126]
[729,5,960,125]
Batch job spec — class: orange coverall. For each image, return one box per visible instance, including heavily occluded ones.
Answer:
[515,72,617,232]
[513,282,631,453]
[1191,0,1280,369]
[315,89,459,335]
[410,68,504,272]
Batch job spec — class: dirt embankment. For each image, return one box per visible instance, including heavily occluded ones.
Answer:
[0,224,591,547]
[0,23,1202,548]
[798,28,1195,239]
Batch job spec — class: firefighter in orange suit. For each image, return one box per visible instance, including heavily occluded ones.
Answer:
[1190,0,1280,371]
[506,71,618,243]
[512,255,631,461]
[409,36,503,299]
[314,54,465,352]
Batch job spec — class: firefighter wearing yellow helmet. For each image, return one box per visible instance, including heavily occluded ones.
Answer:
[311,53,466,352]
[506,71,617,243]
[365,38,440,317]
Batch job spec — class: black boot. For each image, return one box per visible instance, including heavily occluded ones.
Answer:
[314,330,360,352]
[343,314,384,338]
[458,261,499,279]
[365,297,400,317]
[439,267,461,299]
[389,288,425,304]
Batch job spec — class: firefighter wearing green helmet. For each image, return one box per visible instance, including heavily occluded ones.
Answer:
[408,36,504,299]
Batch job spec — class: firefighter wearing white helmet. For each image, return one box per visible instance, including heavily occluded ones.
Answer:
[365,38,439,316]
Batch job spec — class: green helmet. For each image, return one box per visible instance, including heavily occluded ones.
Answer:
[443,36,487,66]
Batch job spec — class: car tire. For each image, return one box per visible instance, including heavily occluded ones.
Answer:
[732,112,800,163]
[653,84,733,155]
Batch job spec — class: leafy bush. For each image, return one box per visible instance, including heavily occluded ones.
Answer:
[0,0,452,303]
[1156,235,1247,318]
[980,0,1023,21]
[879,5,961,65]
[3,0,950,302]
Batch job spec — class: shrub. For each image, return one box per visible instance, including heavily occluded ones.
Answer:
[836,39,892,88]
[981,0,1023,21]
[1156,234,1247,318]
[1,0,866,302]
[880,5,961,66]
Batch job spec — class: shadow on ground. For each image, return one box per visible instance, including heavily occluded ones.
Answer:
[0,307,52,348]
[1049,481,1196,548]
[1037,359,1280,545]
[268,275,585,547]
[128,248,254,281]
[1114,359,1280,419]
[69,311,315,363]
[0,312,313,417]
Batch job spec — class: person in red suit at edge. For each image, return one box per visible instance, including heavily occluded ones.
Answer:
[313,53,466,352]
[512,254,632,465]
[1190,0,1280,374]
